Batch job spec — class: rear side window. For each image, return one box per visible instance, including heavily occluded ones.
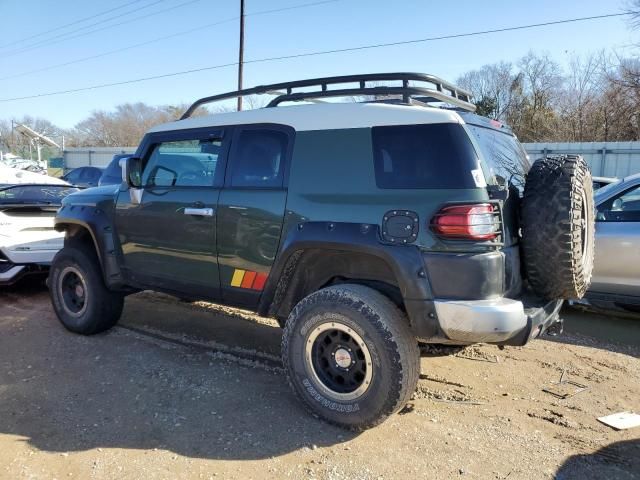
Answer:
[230,129,289,188]
[372,123,479,189]
[465,124,530,190]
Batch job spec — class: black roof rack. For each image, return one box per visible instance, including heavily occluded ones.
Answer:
[180,72,476,119]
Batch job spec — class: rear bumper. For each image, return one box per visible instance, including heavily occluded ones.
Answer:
[434,298,526,344]
[414,296,563,346]
[412,247,562,345]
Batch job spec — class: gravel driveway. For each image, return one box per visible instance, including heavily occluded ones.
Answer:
[1,280,638,480]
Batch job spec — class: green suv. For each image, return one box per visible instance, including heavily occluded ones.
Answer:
[49,73,595,429]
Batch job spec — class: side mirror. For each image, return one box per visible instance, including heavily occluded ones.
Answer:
[122,157,142,189]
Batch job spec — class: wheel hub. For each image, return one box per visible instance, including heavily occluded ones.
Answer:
[305,322,373,401]
[333,347,353,369]
[58,266,89,317]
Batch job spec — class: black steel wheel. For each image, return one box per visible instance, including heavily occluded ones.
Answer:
[58,266,89,316]
[282,284,420,430]
[49,243,124,335]
[307,322,373,401]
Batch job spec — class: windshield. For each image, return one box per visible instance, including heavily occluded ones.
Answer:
[465,124,530,191]
[0,185,79,205]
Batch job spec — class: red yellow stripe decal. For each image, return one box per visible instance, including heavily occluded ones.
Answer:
[230,269,268,291]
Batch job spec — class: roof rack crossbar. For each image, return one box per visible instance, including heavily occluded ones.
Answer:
[180,72,475,119]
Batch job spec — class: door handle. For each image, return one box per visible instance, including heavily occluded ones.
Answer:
[184,207,215,217]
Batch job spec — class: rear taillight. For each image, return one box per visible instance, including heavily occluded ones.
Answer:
[431,203,500,240]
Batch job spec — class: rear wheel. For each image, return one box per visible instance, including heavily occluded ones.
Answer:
[49,244,124,335]
[282,284,420,430]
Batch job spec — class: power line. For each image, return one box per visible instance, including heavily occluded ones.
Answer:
[0,0,341,82]
[0,10,634,103]
[0,0,149,49]
[1,0,169,57]
[0,0,190,59]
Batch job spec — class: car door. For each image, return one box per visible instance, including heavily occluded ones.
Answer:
[217,124,294,308]
[593,182,640,297]
[115,128,228,300]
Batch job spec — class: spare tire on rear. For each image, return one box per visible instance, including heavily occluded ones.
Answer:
[521,155,595,300]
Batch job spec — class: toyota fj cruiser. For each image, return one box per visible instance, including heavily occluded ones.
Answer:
[48,73,595,429]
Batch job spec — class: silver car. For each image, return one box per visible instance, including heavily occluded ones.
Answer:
[583,172,640,312]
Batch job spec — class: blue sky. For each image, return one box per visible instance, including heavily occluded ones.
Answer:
[0,0,636,128]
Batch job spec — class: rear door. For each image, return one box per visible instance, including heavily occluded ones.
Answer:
[216,124,294,308]
[593,181,640,297]
[115,128,228,299]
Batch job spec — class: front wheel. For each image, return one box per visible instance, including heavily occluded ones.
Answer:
[282,284,420,430]
[49,245,124,335]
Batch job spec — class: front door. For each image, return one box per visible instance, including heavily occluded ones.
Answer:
[593,182,640,297]
[115,129,228,299]
[217,124,294,308]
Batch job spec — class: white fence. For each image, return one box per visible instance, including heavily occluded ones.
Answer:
[523,142,640,178]
[63,147,137,170]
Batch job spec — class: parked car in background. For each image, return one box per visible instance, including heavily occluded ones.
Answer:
[0,165,78,285]
[592,176,619,190]
[62,166,104,188]
[576,173,640,313]
[98,154,131,186]
[1,156,47,174]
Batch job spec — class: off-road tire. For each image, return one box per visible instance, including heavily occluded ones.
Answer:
[282,284,420,430]
[521,155,595,299]
[49,244,124,335]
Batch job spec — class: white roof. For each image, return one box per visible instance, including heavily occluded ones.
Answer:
[148,102,463,134]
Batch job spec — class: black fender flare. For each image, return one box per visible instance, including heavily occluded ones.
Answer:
[54,204,125,288]
[258,222,439,336]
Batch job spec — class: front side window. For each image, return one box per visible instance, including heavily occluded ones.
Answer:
[142,138,223,187]
[230,129,289,188]
[372,123,479,189]
[597,184,640,222]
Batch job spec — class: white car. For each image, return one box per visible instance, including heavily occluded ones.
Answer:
[0,166,78,285]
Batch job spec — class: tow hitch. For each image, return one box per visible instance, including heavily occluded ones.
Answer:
[546,318,564,337]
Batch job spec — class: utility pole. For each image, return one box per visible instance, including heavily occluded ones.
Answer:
[237,0,245,111]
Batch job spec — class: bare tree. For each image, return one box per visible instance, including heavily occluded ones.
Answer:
[71,103,184,147]
[456,62,519,120]
[556,53,603,141]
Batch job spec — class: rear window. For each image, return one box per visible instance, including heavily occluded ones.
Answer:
[372,123,479,189]
[465,124,530,190]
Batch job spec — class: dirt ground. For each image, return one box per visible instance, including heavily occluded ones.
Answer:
[1,279,639,480]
